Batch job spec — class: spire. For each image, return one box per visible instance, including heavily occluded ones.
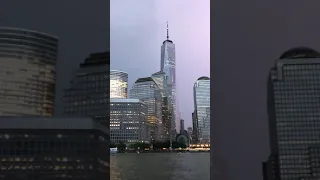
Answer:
[166,21,169,40]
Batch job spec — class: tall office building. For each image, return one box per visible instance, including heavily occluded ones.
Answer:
[0,117,109,180]
[187,127,193,137]
[193,76,210,143]
[160,22,177,136]
[180,119,185,133]
[264,47,320,180]
[110,98,150,144]
[0,27,58,116]
[151,71,171,141]
[110,70,128,98]
[63,52,109,126]
[130,77,163,141]
[192,110,198,142]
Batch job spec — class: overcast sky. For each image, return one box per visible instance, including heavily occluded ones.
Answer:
[111,0,210,129]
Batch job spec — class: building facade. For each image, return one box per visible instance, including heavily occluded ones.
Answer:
[130,77,163,141]
[193,76,210,143]
[180,119,185,133]
[0,117,109,180]
[160,23,177,136]
[264,47,320,180]
[110,98,149,144]
[110,70,128,98]
[187,127,193,137]
[151,71,172,141]
[0,27,58,116]
[63,52,109,127]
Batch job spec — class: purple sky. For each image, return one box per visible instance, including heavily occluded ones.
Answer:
[111,0,210,129]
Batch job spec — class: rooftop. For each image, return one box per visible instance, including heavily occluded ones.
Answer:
[0,117,108,134]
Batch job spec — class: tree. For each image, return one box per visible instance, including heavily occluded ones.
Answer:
[117,141,126,152]
[110,143,117,148]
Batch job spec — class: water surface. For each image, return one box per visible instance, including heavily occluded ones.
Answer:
[111,153,210,180]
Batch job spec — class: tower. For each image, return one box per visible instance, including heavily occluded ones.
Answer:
[160,22,178,143]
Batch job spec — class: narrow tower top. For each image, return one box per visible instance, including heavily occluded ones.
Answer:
[163,21,173,44]
[166,21,169,40]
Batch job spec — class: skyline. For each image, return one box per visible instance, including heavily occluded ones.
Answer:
[110,0,210,128]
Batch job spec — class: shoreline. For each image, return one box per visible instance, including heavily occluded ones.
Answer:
[114,151,210,154]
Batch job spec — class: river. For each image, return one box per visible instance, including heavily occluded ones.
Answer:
[110,152,210,180]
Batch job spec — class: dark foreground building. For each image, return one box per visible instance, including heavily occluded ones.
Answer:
[0,117,109,180]
[264,47,320,180]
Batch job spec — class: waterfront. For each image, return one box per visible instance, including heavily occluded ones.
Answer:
[110,153,210,180]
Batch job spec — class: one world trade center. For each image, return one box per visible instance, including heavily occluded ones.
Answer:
[160,22,178,137]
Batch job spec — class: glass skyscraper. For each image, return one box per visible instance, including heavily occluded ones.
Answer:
[264,47,320,180]
[0,27,58,116]
[151,71,172,141]
[160,23,177,135]
[110,70,128,98]
[193,76,210,143]
[63,52,110,127]
[130,77,163,141]
[110,98,150,144]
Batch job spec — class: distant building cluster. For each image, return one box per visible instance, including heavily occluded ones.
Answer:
[109,23,210,146]
[109,27,177,144]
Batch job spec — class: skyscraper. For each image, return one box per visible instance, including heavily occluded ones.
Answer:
[187,127,193,137]
[151,71,171,141]
[160,22,177,138]
[193,76,210,143]
[0,27,58,116]
[63,52,109,126]
[130,77,163,141]
[264,47,320,180]
[180,119,185,133]
[110,70,128,98]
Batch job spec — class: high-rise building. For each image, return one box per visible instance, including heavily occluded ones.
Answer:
[130,77,163,141]
[0,117,109,180]
[193,76,210,143]
[264,47,320,180]
[180,119,185,133]
[63,52,109,126]
[110,98,150,144]
[192,110,198,143]
[151,71,172,141]
[110,70,128,98]
[160,22,177,137]
[0,27,58,116]
[187,127,193,137]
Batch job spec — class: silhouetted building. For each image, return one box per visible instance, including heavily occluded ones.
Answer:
[193,76,210,143]
[0,117,109,180]
[180,119,185,133]
[110,98,150,144]
[187,127,192,137]
[130,77,163,141]
[0,27,58,116]
[110,70,128,98]
[63,52,109,127]
[264,47,320,180]
[192,110,198,143]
